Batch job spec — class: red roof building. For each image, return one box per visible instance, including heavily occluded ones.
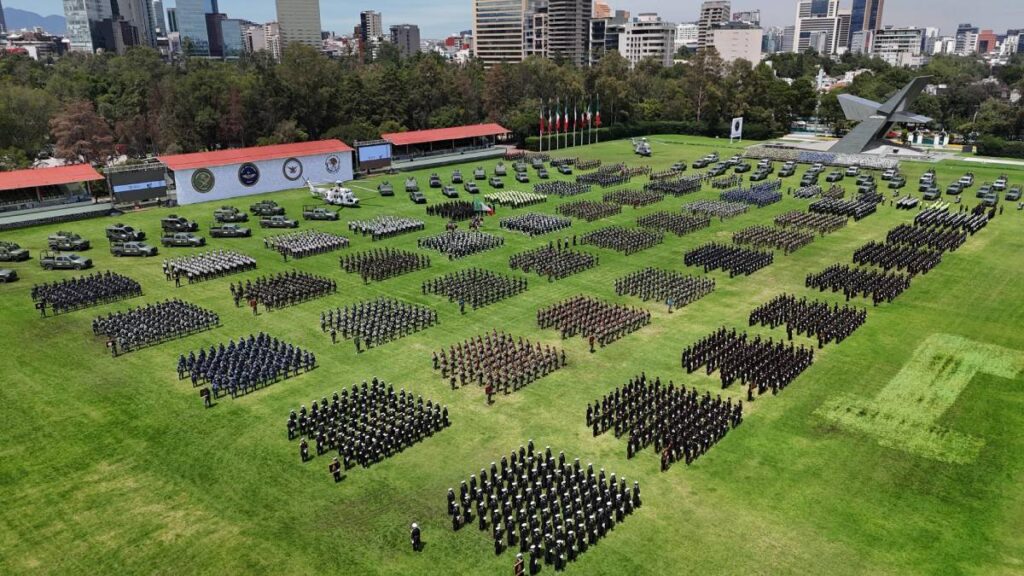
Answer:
[159,140,354,171]
[0,164,104,193]
[382,124,511,147]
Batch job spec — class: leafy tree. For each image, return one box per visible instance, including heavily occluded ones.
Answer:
[49,100,115,164]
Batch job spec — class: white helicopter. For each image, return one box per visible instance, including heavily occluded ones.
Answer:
[632,137,652,157]
[306,179,359,207]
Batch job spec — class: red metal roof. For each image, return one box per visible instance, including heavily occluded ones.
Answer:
[0,164,103,192]
[158,140,354,171]
[382,124,510,147]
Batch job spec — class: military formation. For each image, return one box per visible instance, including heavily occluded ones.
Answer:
[749,294,867,348]
[588,373,743,470]
[340,248,430,282]
[230,271,337,310]
[93,299,219,355]
[773,211,848,235]
[720,181,783,207]
[809,198,877,220]
[484,191,547,209]
[347,216,425,241]
[533,182,591,198]
[684,243,774,277]
[32,271,142,316]
[287,379,449,475]
[644,175,702,196]
[556,200,622,222]
[601,189,664,208]
[885,223,966,253]
[426,201,477,221]
[320,297,437,350]
[417,230,504,259]
[499,213,572,237]
[914,207,988,234]
[163,250,256,284]
[580,226,663,255]
[681,328,815,398]
[264,230,350,259]
[423,268,527,310]
[636,212,710,236]
[682,200,749,220]
[433,330,565,397]
[446,443,641,572]
[177,333,316,398]
[538,296,650,349]
[614,268,715,309]
[806,264,912,305]
[732,225,815,254]
[509,246,598,281]
[852,241,942,276]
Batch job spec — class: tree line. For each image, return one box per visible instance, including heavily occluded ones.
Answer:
[2,44,1023,170]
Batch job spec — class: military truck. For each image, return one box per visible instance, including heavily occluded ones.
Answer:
[451,170,464,184]
[409,189,427,204]
[442,185,459,199]
[47,231,91,251]
[209,223,252,238]
[250,200,285,216]
[40,251,92,270]
[110,241,158,257]
[825,171,844,183]
[429,173,442,188]
[464,182,480,194]
[303,205,340,221]
[734,163,752,174]
[672,161,687,172]
[537,168,550,179]
[1006,186,1021,202]
[161,233,206,247]
[405,178,420,193]
[260,215,299,229]
[0,269,17,283]
[494,162,507,176]
[473,167,486,180]
[0,241,30,262]
[557,165,572,175]
[515,172,530,184]
[105,223,146,242]
[488,177,505,189]
[161,215,200,233]
[214,206,249,222]
[378,182,395,196]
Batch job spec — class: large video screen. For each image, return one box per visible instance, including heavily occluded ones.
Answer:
[110,167,168,202]
[357,143,392,170]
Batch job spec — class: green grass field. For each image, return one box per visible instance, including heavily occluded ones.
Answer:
[1,135,1023,575]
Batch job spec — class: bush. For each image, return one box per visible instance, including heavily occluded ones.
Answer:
[976,136,1024,159]
[523,121,781,150]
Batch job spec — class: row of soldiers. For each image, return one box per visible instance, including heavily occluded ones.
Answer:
[809,198,877,221]
[749,294,867,348]
[852,241,942,276]
[580,226,664,255]
[230,271,336,310]
[500,213,572,237]
[423,268,527,311]
[93,299,218,355]
[681,328,814,398]
[601,189,664,208]
[773,210,848,235]
[806,264,912,306]
[287,379,449,475]
[533,182,591,198]
[914,207,988,234]
[432,330,566,398]
[885,223,966,253]
[32,271,142,316]
[556,200,622,222]
[426,201,477,221]
[587,373,743,470]
[446,443,641,572]
[720,181,782,207]
[417,230,504,259]
[636,212,710,237]
[347,216,425,241]
[509,246,598,281]
[684,243,774,277]
[340,248,430,283]
[320,298,437,351]
[163,250,256,284]
[264,231,349,260]
[484,191,547,209]
[732,225,815,255]
[644,174,702,196]
[683,200,748,220]
[537,296,651,350]
[177,333,316,398]
[614,268,715,310]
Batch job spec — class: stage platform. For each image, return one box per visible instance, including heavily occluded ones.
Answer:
[0,201,114,231]
[386,147,508,172]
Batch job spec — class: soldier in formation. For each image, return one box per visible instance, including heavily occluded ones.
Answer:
[423,269,527,310]
[32,271,142,315]
[417,230,504,260]
[320,297,437,349]
[93,299,219,355]
[684,243,774,277]
[580,226,663,255]
[230,271,336,311]
[340,248,430,283]
[749,294,867,348]
[681,327,814,398]
[433,330,565,397]
[509,246,597,281]
[163,250,256,284]
[537,296,650,348]
[614,268,715,308]
[264,231,349,259]
[177,333,316,398]
[347,216,425,241]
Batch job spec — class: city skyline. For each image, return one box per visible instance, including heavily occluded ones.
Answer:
[3,0,1022,39]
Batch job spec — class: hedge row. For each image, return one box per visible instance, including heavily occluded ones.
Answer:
[523,121,781,150]
[976,136,1024,160]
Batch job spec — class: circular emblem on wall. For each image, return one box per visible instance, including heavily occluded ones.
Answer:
[191,168,215,193]
[238,162,261,187]
[282,157,304,181]
[325,155,342,174]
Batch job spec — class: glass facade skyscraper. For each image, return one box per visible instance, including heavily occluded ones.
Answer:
[176,0,211,55]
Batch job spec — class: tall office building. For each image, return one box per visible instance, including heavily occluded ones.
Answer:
[548,0,590,67]
[710,21,762,63]
[525,2,549,59]
[617,13,676,67]
[166,7,177,33]
[870,26,924,67]
[360,10,382,43]
[732,10,760,27]
[675,22,699,51]
[792,0,848,54]
[390,24,421,59]
[472,0,527,66]
[954,23,978,55]
[849,0,883,48]
[275,0,322,49]
[593,1,611,19]
[697,1,730,51]
[151,0,167,35]
[175,0,211,55]
[1,0,8,33]
[64,0,152,53]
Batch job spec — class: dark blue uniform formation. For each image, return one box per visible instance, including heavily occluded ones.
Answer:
[682,199,748,220]
[177,333,316,399]
[684,243,774,277]
[93,299,219,355]
[287,378,450,473]
[644,174,702,196]
[749,294,867,348]
[914,207,988,234]
[340,248,431,282]
[32,271,142,316]
[580,226,663,255]
[636,211,710,236]
[587,373,743,471]
[885,223,967,253]
[809,198,877,220]
[806,264,912,305]
[417,230,504,259]
[852,241,942,276]
[681,327,814,398]
[425,201,477,221]
[719,180,783,207]
[446,443,641,573]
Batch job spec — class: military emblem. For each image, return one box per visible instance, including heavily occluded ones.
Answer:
[191,169,215,193]
[238,162,261,187]
[283,157,304,181]
[325,155,342,174]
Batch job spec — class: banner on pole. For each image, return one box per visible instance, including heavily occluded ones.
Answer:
[730,117,744,142]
